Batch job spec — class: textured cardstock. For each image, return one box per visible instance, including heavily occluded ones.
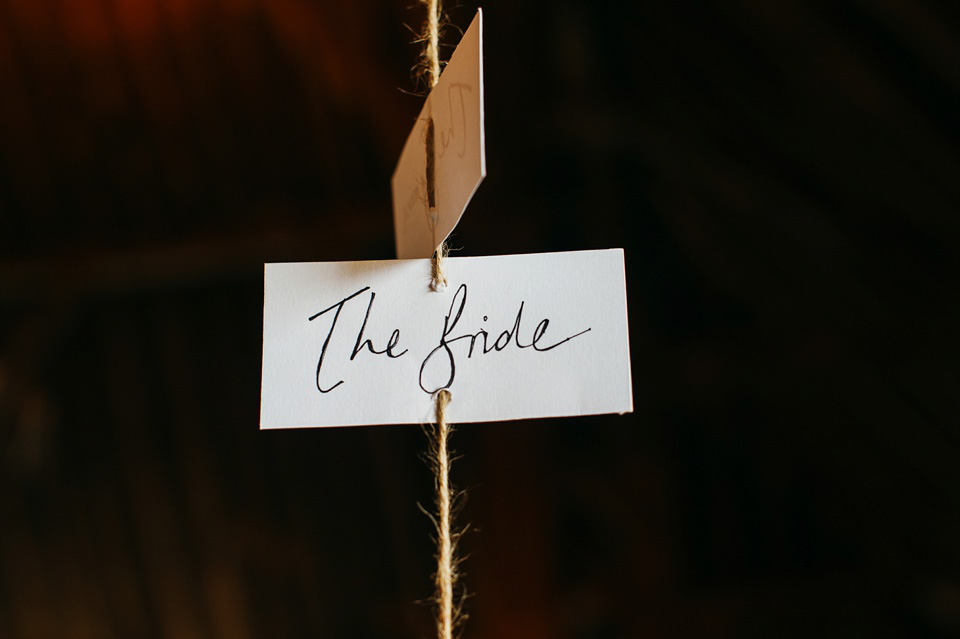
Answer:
[261,249,633,428]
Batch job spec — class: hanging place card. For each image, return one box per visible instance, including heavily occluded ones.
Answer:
[391,9,485,259]
[260,249,633,428]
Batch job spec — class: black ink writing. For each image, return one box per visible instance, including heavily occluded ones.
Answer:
[419,283,591,393]
[351,291,408,360]
[309,287,407,394]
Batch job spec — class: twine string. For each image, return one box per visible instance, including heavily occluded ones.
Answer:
[424,0,448,292]
[432,389,456,639]
[422,5,457,638]
[424,0,441,87]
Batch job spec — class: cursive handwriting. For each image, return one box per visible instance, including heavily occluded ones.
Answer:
[308,282,591,396]
[308,287,407,393]
[419,283,591,393]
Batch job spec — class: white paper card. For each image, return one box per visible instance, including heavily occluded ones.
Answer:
[260,249,633,428]
[391,9,485,260]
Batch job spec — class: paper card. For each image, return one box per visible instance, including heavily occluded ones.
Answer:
[391,9,485,260]
[260,249,633,429]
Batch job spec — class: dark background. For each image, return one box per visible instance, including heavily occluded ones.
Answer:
[1,1,959,637]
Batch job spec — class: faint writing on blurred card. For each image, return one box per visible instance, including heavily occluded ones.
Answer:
[391,9,485,260]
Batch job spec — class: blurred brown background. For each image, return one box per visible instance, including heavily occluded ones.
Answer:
[1,0,959,637]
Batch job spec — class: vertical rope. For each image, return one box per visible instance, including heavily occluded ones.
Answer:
[432,389,455,639]
[424,0,442,88]
[430,241,449,292]
[421,5,457,637]
[423,0,448,292]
